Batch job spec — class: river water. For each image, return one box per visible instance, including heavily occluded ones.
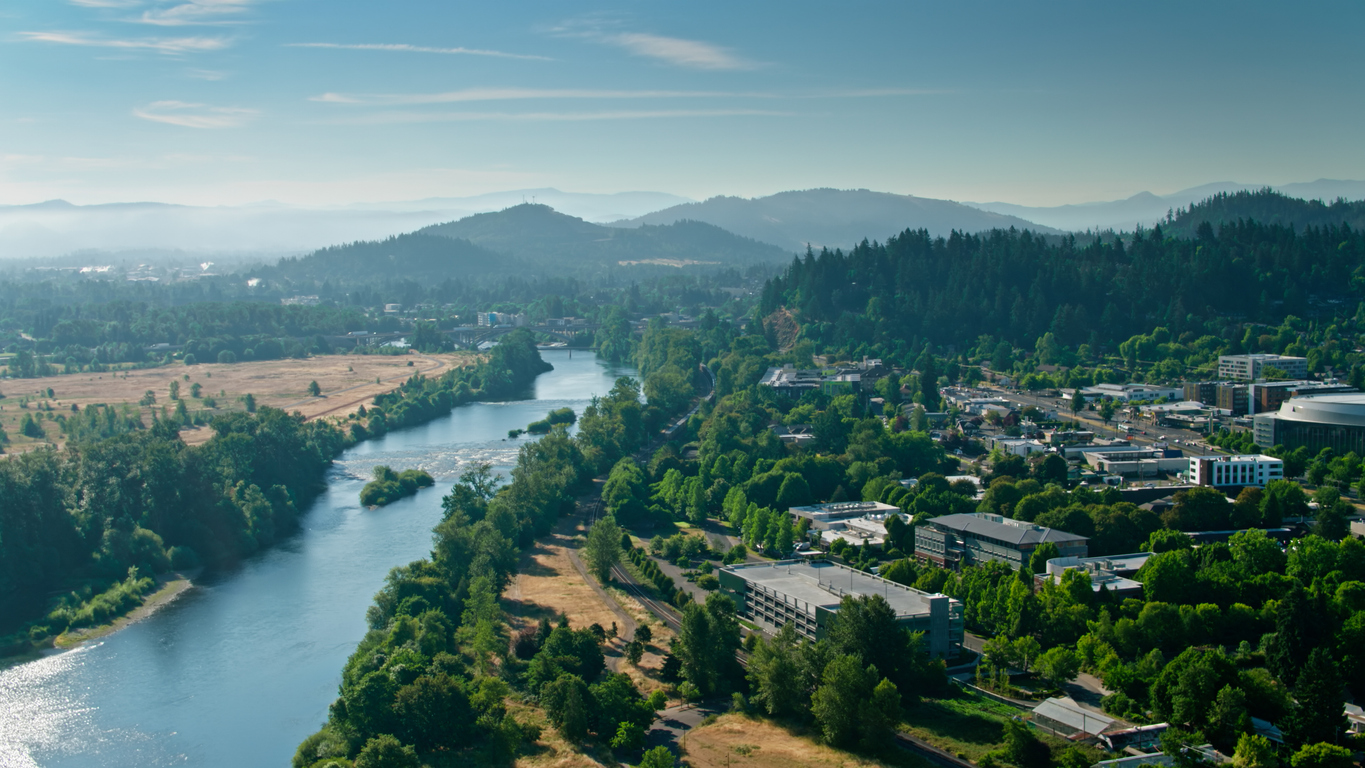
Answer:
[0,350,634,768]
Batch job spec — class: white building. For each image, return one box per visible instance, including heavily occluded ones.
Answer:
[1188,454,1284,488]
[1218,354,1309,381]
[1080,383,1182,402]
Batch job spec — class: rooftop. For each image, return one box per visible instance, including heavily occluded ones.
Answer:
[926,512,1088,545]
[1032,697,1117,736]
[723,559,946,618]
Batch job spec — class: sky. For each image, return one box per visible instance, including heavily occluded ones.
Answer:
[2,0,1363,208]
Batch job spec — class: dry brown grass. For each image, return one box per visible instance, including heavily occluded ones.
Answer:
[0,350,476,451]
[682,715,899,768]
[504,531,627,638]
[510,700,608,768]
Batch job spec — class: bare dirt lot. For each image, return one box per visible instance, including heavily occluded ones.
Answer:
[503,524,676,695]
[682,714,902,768]
[0,350,477,451]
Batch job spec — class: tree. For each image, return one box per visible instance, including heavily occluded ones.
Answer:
[1033,647,1080,688]
[675,594,741,695]
[1002,719,1051,768]
[639,746,675,768]
[1098,399,1117,431]
[308,380,321,397]
[1029,541,1061,574]
[1290,744,1353,768]
[748,622,804,717]
[1232,733,1278,768]
[243,393,256,413]
[542,674,592,741]
[354,734,419,768]
[169,380,180,400]
[1207,685,1252,753]
[1286,648,1347,749]
[585,513,623,584]
[811,655,877,748]
[1070,389,1084,417]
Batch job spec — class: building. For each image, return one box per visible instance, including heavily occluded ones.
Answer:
[1189,454,1284,488]
[1218,354,1308,381]
[986,436,1048,456]
[1030,697,1118,742]
[1248,380,1356,414]
[788,501,901,531]
[770,424,815,446]
[1044,553,1151,596]
[914,512,1088,571]
[1084,448,1187,478]
[1254,393,1365,454]
[475,311,527,327]
[1080,383,1183,402]
[717,559,964,657]
[759,365,861,398]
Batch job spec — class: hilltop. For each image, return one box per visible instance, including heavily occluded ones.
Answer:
[611,188,1057,251]
[418,203,790,268]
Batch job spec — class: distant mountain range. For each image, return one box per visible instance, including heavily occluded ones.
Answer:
[964,179,1365,232]
[418,203,788,267]
[259,203,789,285]
[0,189,693,261]
[610,188,1058,252]
[6,180,1365,264]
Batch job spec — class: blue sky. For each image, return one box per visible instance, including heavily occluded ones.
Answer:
[2,0,1362,207]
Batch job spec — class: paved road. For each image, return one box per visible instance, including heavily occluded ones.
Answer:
[992,386,1220,457]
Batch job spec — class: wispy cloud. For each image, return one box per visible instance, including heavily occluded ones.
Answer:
[549,19,758,70]
[133,100,257,128]
[310,87,759,106]
[603,32,755,70]
[18,30,230,54]
[187,68,227,80]
[331,109,790,125]
[135,0,255,26]
[288,42,550,61]
[69,0,142,7]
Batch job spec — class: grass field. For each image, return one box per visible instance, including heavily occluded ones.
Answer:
[899,691,1018,762]
[0,350,476,451]
[682,714,925,768]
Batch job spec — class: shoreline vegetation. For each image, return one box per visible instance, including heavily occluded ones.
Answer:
[0,330,553,662]
[360,466,435,507]
[293,359,693,766]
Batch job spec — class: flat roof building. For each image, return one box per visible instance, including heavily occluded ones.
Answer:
[1254,393,1365,455]
[1189,454,1283,488]
[717,559,964,657]
[1080,383,1182,402]
[788,500,901,530]
[915,512,1088,571]
[1218,354,1308,381]
[759,365,861,397]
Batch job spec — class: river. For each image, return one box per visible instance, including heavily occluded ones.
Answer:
[0,350,635,768]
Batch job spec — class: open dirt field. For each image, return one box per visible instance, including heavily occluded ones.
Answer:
[0,350,477,451]
[503,520,675,695]
[682,714,900,768]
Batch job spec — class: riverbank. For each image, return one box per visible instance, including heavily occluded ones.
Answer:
[53,570,199,650]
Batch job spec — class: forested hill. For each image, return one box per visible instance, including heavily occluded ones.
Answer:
[257,232,516,284]
[759,213,1365,359]
[1163,188,1365,238]
[614,188,1058,251]
[419,203,789,267]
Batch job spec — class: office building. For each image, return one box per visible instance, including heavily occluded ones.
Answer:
[759,365,861,397]
[1249,381,1356,414]
[914,512,1088,571]
[1218,354,1308,381]
[717,559,964,657]
[1188,454,1284,488]
[1254,393,1365,454]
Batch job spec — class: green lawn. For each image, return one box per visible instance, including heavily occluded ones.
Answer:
[900,692,1015,761]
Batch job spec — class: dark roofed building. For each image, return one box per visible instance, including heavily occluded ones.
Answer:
[915,512,1088,571]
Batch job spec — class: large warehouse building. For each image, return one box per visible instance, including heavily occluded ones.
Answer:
[717,559,964,658]
[1254,394,1365,455]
